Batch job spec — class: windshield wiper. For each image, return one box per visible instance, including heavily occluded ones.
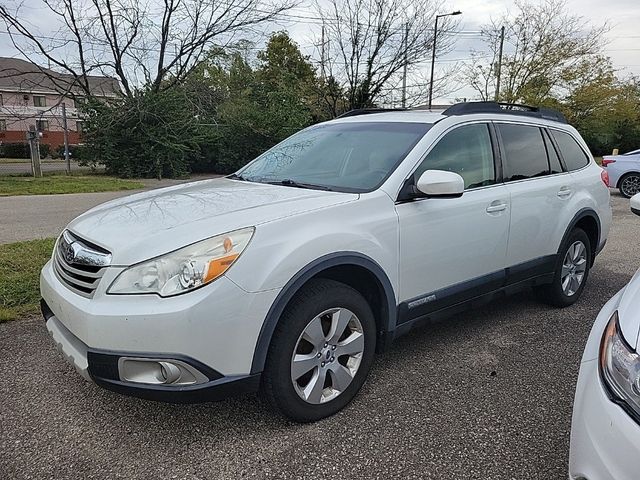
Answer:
[266,179,333,191]
[227,173,250,181]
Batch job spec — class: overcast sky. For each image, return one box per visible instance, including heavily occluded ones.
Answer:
[0,0,637,104]
[287,0,640,103]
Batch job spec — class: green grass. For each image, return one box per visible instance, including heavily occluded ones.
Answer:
[0,238,56,322]
[0,174,144,196]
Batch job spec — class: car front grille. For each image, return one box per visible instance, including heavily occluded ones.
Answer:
[53,231,112,298]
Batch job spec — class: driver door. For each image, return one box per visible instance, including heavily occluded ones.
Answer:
[395,122,511,323]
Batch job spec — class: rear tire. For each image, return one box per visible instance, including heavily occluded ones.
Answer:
[619,173,640,198]
[261,278,376,423]
[535,228,591,307]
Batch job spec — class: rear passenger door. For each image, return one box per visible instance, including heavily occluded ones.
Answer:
[497,122,573,277]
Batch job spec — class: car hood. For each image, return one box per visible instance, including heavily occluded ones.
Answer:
[67,178,358,265]
[618,267,640,350]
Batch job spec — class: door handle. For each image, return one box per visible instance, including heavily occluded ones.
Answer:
[486,201,508,213]
[557,187,572,198]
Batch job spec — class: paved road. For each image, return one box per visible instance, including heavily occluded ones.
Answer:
[0,177,216,244]
[1,194,639,479]
[0,161,91,175]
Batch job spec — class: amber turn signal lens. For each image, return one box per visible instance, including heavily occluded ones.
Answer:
[202,253,240,283]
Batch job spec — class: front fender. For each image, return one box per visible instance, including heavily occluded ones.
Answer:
[247,252,397,374]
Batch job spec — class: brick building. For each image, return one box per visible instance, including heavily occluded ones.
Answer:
[0,57,119,150]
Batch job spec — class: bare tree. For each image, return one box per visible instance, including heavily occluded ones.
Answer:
[464,0,608,104]
[376,62,465,108]
[316,0,459,111]
[0,0,298,98]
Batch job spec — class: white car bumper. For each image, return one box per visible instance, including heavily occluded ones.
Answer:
[569,358,640,479]
[569,290,640,479]
[40,259,280,401]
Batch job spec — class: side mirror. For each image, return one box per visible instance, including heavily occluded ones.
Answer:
[631,193,640,216]
[416,170,464,197]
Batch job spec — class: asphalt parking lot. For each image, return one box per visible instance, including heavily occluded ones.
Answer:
[1,193,638,480]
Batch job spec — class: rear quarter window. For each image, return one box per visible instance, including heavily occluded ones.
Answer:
[550,130,590,171]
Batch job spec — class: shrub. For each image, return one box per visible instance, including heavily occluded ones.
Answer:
[38,144,50,158]
[81,89,204,179]
[0,142,30,158]
[55,144,87,161]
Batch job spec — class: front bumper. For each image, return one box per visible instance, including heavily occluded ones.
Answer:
[43,303,260,402]
[41,259,280,376]
[40,258,280,401]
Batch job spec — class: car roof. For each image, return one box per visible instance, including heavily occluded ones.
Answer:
[326,102,569,129]
[326,109,571,130]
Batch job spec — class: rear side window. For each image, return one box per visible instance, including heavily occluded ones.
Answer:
[542,129,563,174]
[498,124,549,181]
[414,123,495,189]
[550,130,590,171]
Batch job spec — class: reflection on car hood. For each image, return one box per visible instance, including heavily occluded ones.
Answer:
[618,267,640,350]
[67,178,357,265]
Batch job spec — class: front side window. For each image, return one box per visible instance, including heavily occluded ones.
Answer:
[550,130,590,171]
[33,95,46,107]
[498,124,549,182]
[36,119,49,131]
[237,122,431,192]
[414,123,495,189]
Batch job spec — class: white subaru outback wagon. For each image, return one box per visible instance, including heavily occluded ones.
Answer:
[41,102,612,422]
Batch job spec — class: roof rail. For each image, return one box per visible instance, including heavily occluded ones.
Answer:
[443,101,567,124]
[337,108,407,118]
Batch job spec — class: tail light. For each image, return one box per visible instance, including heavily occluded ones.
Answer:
[601,168,610,187]
[602,158,616,167]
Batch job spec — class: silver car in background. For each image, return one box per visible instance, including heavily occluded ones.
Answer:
[602,149,640,198]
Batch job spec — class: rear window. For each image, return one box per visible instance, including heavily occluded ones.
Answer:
[550,130,590,171]
[497,124,549,182]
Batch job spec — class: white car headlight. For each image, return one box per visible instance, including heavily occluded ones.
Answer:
[600,310,640,421]
[108,227,254,297]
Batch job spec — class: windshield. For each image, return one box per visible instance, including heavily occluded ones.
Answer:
[236,122,431,192]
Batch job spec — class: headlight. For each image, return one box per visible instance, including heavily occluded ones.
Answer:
[108,227,254,297]
[599,311,640,421]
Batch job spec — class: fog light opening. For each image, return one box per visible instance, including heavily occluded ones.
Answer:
[118,357,208,386]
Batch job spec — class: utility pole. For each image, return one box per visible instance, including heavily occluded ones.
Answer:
[61,102,70,174]
[495,25,505,102]
[320,22,325,82]
[428,11,462,109]
[401,23,408,108]
[26,126,42,178]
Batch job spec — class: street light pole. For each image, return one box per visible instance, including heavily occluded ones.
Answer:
[428,10,462,109]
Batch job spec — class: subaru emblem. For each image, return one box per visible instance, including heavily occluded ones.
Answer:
[65,244,76,263]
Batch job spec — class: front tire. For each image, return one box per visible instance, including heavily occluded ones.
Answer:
[619,173,640,198]
[535,228,591,307]
[261,278,376,422]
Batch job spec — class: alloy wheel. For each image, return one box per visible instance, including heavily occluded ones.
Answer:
[561,240,587,296]
[621,175,640,198]
[290,307,364,404]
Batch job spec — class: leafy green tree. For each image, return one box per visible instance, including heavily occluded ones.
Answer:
[82,88,211,179]
[82,32,332,178]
